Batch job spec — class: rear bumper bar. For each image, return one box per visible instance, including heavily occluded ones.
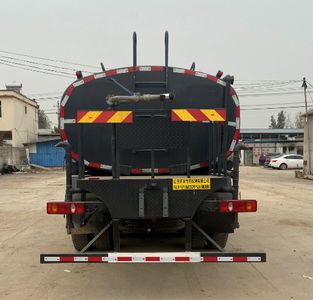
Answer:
[40,252,266,263]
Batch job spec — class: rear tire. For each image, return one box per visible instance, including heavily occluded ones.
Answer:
[279,163,287,170]
[71,234,90,251]
[211,233,228,249]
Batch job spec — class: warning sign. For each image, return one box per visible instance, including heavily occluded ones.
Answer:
[172,178,211,190]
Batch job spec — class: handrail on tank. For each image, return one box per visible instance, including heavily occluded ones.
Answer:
[164,31,169,91]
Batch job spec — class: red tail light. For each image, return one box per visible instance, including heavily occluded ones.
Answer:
[47,202,85,215]
[271,160,277,163]
[219,200,257,213]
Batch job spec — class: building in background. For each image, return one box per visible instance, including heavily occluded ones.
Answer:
[240,128,304,165]
[303,110,313,175]
[25,134,64,167]
[0,83,39,167]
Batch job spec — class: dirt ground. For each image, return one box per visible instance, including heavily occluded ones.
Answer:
[0,167,312,300]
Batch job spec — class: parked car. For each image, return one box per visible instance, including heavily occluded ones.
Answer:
[269,154,303,170]
[264,153,282,167]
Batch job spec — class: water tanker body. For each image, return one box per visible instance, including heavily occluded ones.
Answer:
[61,66,239,175]
[41,32,266,264]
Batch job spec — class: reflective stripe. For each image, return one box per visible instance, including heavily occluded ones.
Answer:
[201,109,225,122]
[195,72,207,78]
[44,256,60,262]
[41,253,265,263]
[236,117,240,129]
[61,95,69,106]
[107,111,132,123]
[116,68,128,74]
[217,79,226,86]
[248,257,261,262]
[60,118,76,129]
[173,68,184,73]
[73,80,84,87]
[232,95,240,106]
[218,256,233,262]
[100,164,112,170]
[78,111,102,123]
[172,109,197,122]
[94,73,106,79]
[139,66,151,71]
[74,256,88,262]
[229,140,236,151]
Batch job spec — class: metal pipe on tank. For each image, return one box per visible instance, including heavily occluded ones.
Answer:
[106,93,174,106]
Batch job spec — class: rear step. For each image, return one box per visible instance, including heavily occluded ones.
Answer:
[41,252,266,263]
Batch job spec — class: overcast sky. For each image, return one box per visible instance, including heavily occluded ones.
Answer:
[1,0,313,128]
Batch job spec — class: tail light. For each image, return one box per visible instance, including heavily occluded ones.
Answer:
[219,200,257,213]
[271,160,277,163]
[47,202,85,215]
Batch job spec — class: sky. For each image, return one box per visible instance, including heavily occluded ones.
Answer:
[1,0,313,128]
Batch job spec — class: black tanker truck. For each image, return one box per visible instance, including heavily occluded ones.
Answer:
[41,32,266,264]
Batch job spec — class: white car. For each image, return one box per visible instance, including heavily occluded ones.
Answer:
[269,154,303,170]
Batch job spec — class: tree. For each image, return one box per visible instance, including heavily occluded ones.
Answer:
[38,109,51,129]
[276,110,286,128]
[269,110,286,129]
[269,115,277,129]
[294,112,305,128]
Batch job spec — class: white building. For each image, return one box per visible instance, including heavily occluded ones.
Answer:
[303,110,313,175]
[0,85,38,167]
[0,86,38,147]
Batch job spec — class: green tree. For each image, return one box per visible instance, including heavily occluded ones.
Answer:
[269,115,277,129]
[38,109,51,129]
[277,111,286,128]
[269,111,286,129]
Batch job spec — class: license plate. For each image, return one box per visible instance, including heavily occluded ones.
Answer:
[172,178,211,190]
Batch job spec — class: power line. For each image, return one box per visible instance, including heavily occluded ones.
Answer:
[0,61,74,78]
[28,91,63,96]
[241,101,306,107]
[238,90,306,97]
[0,58,75,76]
[0,49,98,69]
[0,54,93,74]
[241,105,312,111]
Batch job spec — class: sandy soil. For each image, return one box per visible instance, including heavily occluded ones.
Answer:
[0,167,312,300]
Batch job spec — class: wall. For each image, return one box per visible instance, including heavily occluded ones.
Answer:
[303,115,313,175]
[29,140,65,167]
[0,145,27,168]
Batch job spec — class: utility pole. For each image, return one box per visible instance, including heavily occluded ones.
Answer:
[57,101,60,131]
[302,77,311,174]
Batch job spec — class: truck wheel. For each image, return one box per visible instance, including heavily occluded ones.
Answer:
[279,163,287,170]
[71,234,90,251]
[212,233,228,249]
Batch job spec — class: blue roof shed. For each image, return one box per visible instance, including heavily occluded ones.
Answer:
[27,137,65,167]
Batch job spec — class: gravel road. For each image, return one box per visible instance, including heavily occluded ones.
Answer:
[0,167,312,299]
